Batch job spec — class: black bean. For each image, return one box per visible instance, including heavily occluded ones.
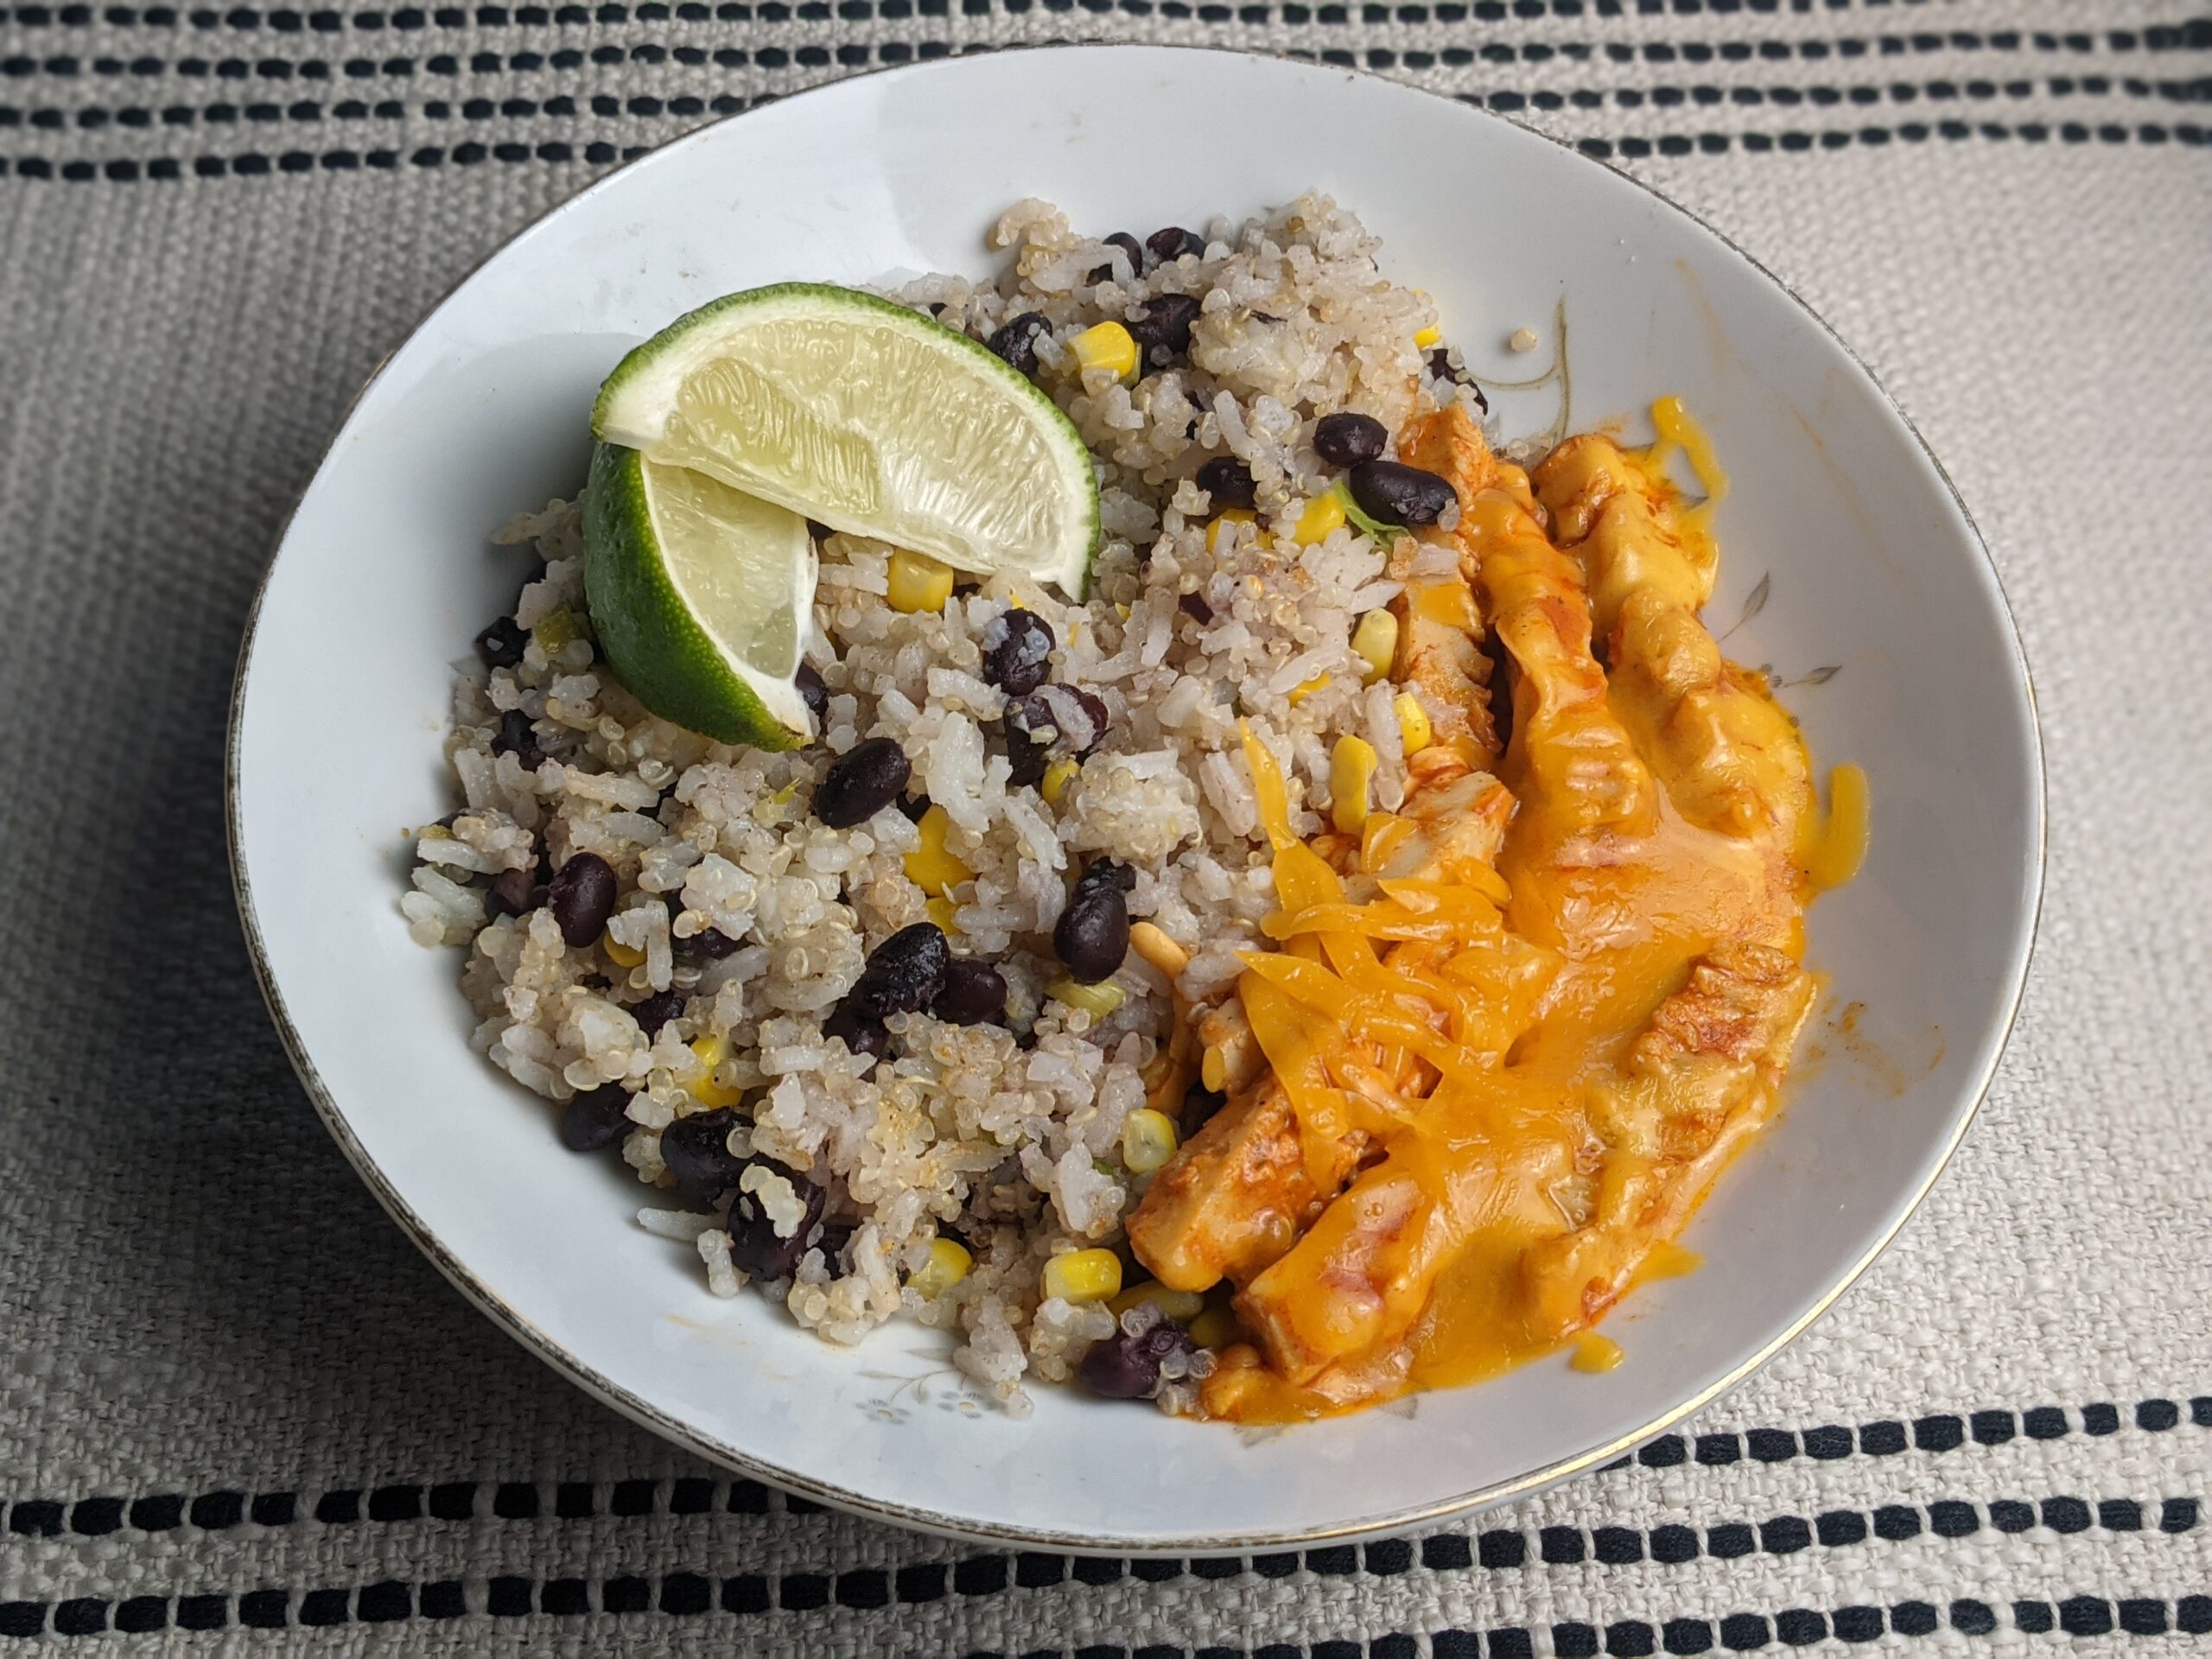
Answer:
[474,615,527,670]
[1081,1318,1198,1400]
[848,923,950,1019]
[795,661,829,728]
[1087,231,1143,283]
[1313,411,1388,467]
[1426,346,1489,413]
[1054,859,1132,984]
[560,1084,632,1153]
[1008,684,1110,764]
[1078,856,1137,895]
[1002,717,1050,789]
[1183,1083,1228,1129]
[1178,591,1214,626]
[1128,292,1201,360]
[821,998,888,1064]
[808,1220,854,1270]
[660,1108,747,1203]
[982,608,1057,697]
[1348,460,1458,527]
[485,866,537,920]
[986,310,1050,374]
[1145,226,1206,265]
[630,988,686,1036]
[1065,687,1112,751]
[674,924,742,963]
[931,959,1007,1026]
[545,852,617,947]
[1194,455,1255,510]
[492,708,543,769]
[726,1157,828,1281]
[815,736,912,829]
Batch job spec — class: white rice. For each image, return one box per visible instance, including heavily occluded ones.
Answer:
[409,194,1485,1410]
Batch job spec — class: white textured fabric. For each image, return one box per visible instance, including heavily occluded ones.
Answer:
[2,1,2209,1649]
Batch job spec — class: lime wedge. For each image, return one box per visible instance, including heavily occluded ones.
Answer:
[591,283,1100,598]
[583,442,817,749]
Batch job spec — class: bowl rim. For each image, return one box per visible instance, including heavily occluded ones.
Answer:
[226,41,2048,1554]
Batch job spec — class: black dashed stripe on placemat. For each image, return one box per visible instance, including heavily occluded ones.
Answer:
[0,0,1986,34]
[5,31,2208,93]
[4,1478,2202,1595]
[0,107,2207,168]
[0,1587,2207,1643]
[1602,1393,2212,1471]
[5,22,2209,71]
[6,1396,2207,1534]
[3,72,2200,134]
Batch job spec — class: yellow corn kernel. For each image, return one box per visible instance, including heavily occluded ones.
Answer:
[909,1236,972,1300]
[887,549,954,613]
[1351,609,1400,683]
[904,804,971,896]
[685,1033,746,1108]
[926,895,960,934]
[533,607,579,651]
[1040,757,1081,805]
[1201,1045,1227,1093]
[1187,1305,1240,1350]
[1041,1248,1123,1305]
[1287,671,1332,708]
[1205,507,1255,554]
[1394,690,1433,756]
[1121,1107,1180,1173]
[1127,920,1190,979]
[1414,325,1442,349]
[1068,320,1138,382]
[1330,734,1378,834]
[602,932,645,968]
[1046,978,1126,1020]
[1108,1280,1205,1323]
[1293,491,1346,547]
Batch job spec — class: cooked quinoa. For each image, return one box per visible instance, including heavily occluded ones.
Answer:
[402,194,1487,1414]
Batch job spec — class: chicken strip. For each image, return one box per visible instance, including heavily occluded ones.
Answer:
[1128,771,1517,1294]
[1387,407,1510,767]
[1520,940,1815,1336]
[1212,405,1822,1414]
[1230,940,1810,1396]
[1535,436,1811,843]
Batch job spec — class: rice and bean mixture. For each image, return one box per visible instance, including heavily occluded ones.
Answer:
[403,194,1487,1414]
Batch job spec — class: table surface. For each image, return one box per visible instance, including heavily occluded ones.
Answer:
[3,2,2209,1649]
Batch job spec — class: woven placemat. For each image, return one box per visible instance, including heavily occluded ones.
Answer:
[3,2,2209,1649]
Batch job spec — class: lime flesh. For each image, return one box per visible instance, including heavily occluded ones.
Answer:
[593,283,1099,600]
[583,442,816,749]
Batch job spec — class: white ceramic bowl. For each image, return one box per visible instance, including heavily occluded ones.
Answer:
[229,45,2043,1552]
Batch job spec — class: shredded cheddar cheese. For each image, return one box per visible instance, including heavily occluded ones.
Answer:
[1129,401,1863,1425]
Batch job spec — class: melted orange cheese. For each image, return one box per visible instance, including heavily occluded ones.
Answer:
[1570,1333,1626,1374]
[1136,403,1862,1425]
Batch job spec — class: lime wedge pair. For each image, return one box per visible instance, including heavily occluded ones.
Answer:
[583,284,1100,749]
